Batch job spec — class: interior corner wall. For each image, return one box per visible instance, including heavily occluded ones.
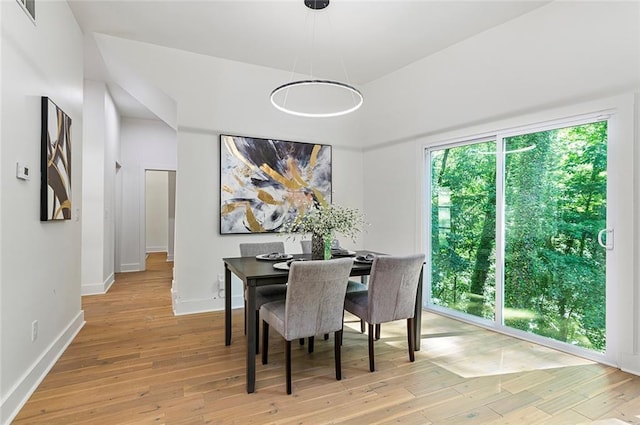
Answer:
[81,81,119,295]
[0,2,84,423]
[360,1,640,148]
[119,118,177,272]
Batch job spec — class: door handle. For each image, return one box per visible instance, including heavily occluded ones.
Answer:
[598,229,614,250]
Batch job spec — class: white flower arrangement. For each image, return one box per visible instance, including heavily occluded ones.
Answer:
[281,201,365,242]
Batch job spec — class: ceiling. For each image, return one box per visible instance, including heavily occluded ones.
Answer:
[68,0,550,119]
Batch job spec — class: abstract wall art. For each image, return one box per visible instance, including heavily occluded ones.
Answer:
[220,134,332,234]
[41,97,72,221]
[17,0,35,21]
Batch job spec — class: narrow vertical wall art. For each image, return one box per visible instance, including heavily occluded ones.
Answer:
[40,97,72,221]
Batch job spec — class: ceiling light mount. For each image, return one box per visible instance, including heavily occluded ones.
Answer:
[304,0,329,10]
[270,0,363,118]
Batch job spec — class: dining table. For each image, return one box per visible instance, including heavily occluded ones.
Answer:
[223,251,424,393]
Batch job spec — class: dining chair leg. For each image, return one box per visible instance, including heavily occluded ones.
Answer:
[299,338,305,346]
[324,333,329,340]
[255,310,260,354]
[368,323,375,372]
[308,336,315,353]
[286,340,292,395]
[375,324,381,340]
[407,318,415,362]
[360,319,365,333]
[335,330,343,380]
[262,321,269,365]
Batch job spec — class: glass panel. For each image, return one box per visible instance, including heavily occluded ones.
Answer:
[503,121,607,352]
[430,141,496,319]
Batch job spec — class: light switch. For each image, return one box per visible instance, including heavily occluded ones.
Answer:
[16,162,30,180]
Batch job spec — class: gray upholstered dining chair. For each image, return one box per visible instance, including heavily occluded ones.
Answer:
[300,240,312,254]
[260,257,354,394]
[300,239,366,336]
[239,242,287,354]
[344,253,425,372]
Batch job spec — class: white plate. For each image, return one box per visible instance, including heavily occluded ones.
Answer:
[256,253,293,261]
[273,262,290,270]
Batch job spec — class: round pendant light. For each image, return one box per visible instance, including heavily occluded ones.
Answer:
[270,0,363,118]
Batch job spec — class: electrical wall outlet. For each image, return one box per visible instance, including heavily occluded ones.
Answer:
[31,320,38,342]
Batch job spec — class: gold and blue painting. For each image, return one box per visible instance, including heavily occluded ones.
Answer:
[41,97,72,221]
[220,134,332,234]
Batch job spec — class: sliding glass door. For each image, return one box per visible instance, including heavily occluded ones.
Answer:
[429,140,497,321]
[503,122,607,352]
[428,119,608,355]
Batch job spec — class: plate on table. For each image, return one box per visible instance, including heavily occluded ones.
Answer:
[331,249,356,257]
[273,258,307,270]
[354,253,376,264]
[256,253,293,261]
[273,262,290,270]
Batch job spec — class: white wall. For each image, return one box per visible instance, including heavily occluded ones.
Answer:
[361,1,640,148]
[173,131,364,314]
[103,89,119,286]
[81,80,119,295]
[92,36,365,314]
[360,2,640,374]
[0,2,84,423]
[167,171,176,261]
[93,34,362,146]
[145,170,169,253]
[119,118,177,272]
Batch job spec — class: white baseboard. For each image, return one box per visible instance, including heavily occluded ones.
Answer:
[1,311,85,425]
[171,285,243,315]
[166,254,174,262]
[619,353,640,377]
[81,273,115,296]
[119,263,142,272]
[146,246,167,253]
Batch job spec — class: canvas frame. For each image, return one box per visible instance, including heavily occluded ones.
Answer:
[41,96,72,221]
[16,0,35,22]
[220,134,332,234]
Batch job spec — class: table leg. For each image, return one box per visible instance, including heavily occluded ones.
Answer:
[225,265,232,346]
[414,266,424,351]
[246,280,257,393]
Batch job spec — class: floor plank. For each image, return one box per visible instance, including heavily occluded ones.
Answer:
[12,253,640,424]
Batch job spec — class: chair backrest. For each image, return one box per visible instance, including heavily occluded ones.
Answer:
[283,258,354,340]
[239,242,285,257]
[367,254,425,324]
[300,240,312,254]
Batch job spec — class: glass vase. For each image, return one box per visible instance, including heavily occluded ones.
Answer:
[311,233,332,260]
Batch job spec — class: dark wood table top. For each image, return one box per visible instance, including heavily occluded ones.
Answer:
[223,251,377,284]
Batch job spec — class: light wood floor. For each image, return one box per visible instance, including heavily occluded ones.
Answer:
[13,253,640,424]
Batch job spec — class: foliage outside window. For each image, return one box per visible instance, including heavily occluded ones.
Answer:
[429,120,607,353]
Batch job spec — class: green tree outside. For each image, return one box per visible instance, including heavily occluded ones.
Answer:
[430,121,607,352]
